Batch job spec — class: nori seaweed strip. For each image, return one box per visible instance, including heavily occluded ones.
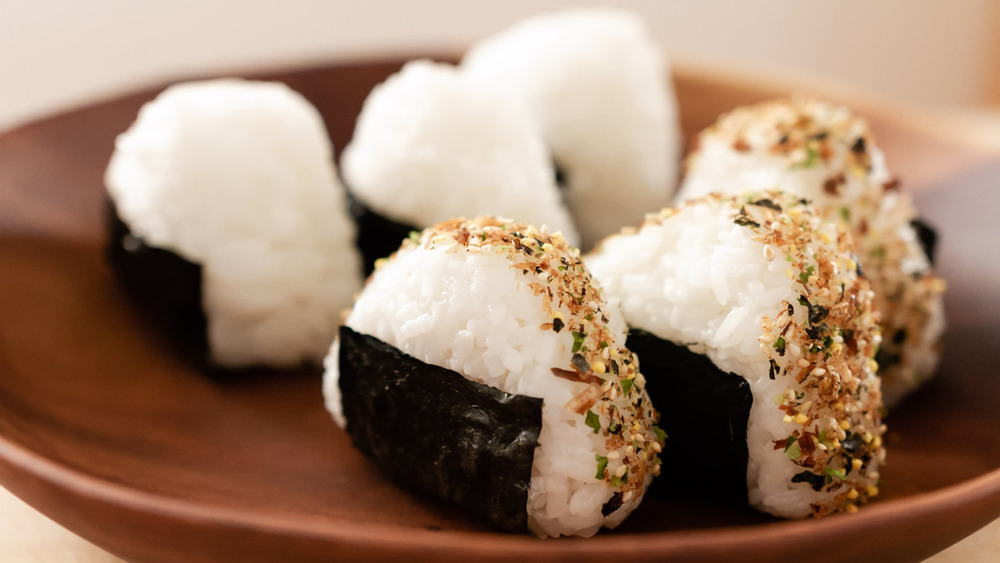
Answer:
[626,328,752,503]
[344,189,419,276]
[338,326,543,533]
[105,198,208,364]
[910,217,938,265]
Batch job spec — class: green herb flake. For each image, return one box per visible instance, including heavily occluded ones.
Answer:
[652,426,667,442]
[620,379,634,396]
[824,466,847,483]
[585,410,602,434]
[595,455,609,479]
[798,265,815,284]
[784,436,801,459]
[839,206,851,222]
[773,336,787,355]
[572,330,586,353]
[610,468,629,488]
[791,146,820,169]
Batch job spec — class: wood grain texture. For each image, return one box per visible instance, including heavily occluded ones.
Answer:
[0,58,999,562]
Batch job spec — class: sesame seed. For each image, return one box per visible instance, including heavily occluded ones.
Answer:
[615,465,628,478]
[606,451,620,460]
[852,458,863,470]
[622,490,634,502]
[797,358,811,368]
[794,413,809,425]
[839,419,851,430]
[846,488,859,500]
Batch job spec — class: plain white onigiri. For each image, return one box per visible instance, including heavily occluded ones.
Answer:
[586,192,887,518]
[463,7,681,249]
[340,60,579,246]
[106,78,361,368]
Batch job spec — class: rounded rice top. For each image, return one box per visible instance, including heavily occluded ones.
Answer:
[463,7,680,249]
[106,78,353,259]
[340,60,579,246]
[680,94,891,214]
[595,191,886,515]
[391,216,664,499]
[677,95,945,408]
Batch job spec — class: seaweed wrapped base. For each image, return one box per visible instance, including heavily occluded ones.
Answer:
[345,190,419,276]
[627,329,752,503]
[105,198,208,364]
[338,326,543,532]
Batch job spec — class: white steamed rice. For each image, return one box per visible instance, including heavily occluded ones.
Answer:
[586,192,886,518]
[324,217,663,537]
[463,7,681,249]
[106,78,361,368]
[340,60,579,246]
[675,96,946,407]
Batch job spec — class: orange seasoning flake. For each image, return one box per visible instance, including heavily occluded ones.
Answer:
[403,216,665,499]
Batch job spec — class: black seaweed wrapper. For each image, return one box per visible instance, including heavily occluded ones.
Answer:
[338,326,543,533]
[345,190,419,277]
[105,198,208,364]
[627,329,753,503]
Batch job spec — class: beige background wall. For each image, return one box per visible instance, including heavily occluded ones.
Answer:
[1,0,999,131]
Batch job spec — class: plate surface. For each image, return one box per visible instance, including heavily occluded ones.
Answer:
[1,58,999,563]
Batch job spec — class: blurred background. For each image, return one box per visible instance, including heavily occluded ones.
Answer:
[2,0,999,133]
[1,1,999,561]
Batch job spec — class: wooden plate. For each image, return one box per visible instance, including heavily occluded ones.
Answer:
[1,57,999,563]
